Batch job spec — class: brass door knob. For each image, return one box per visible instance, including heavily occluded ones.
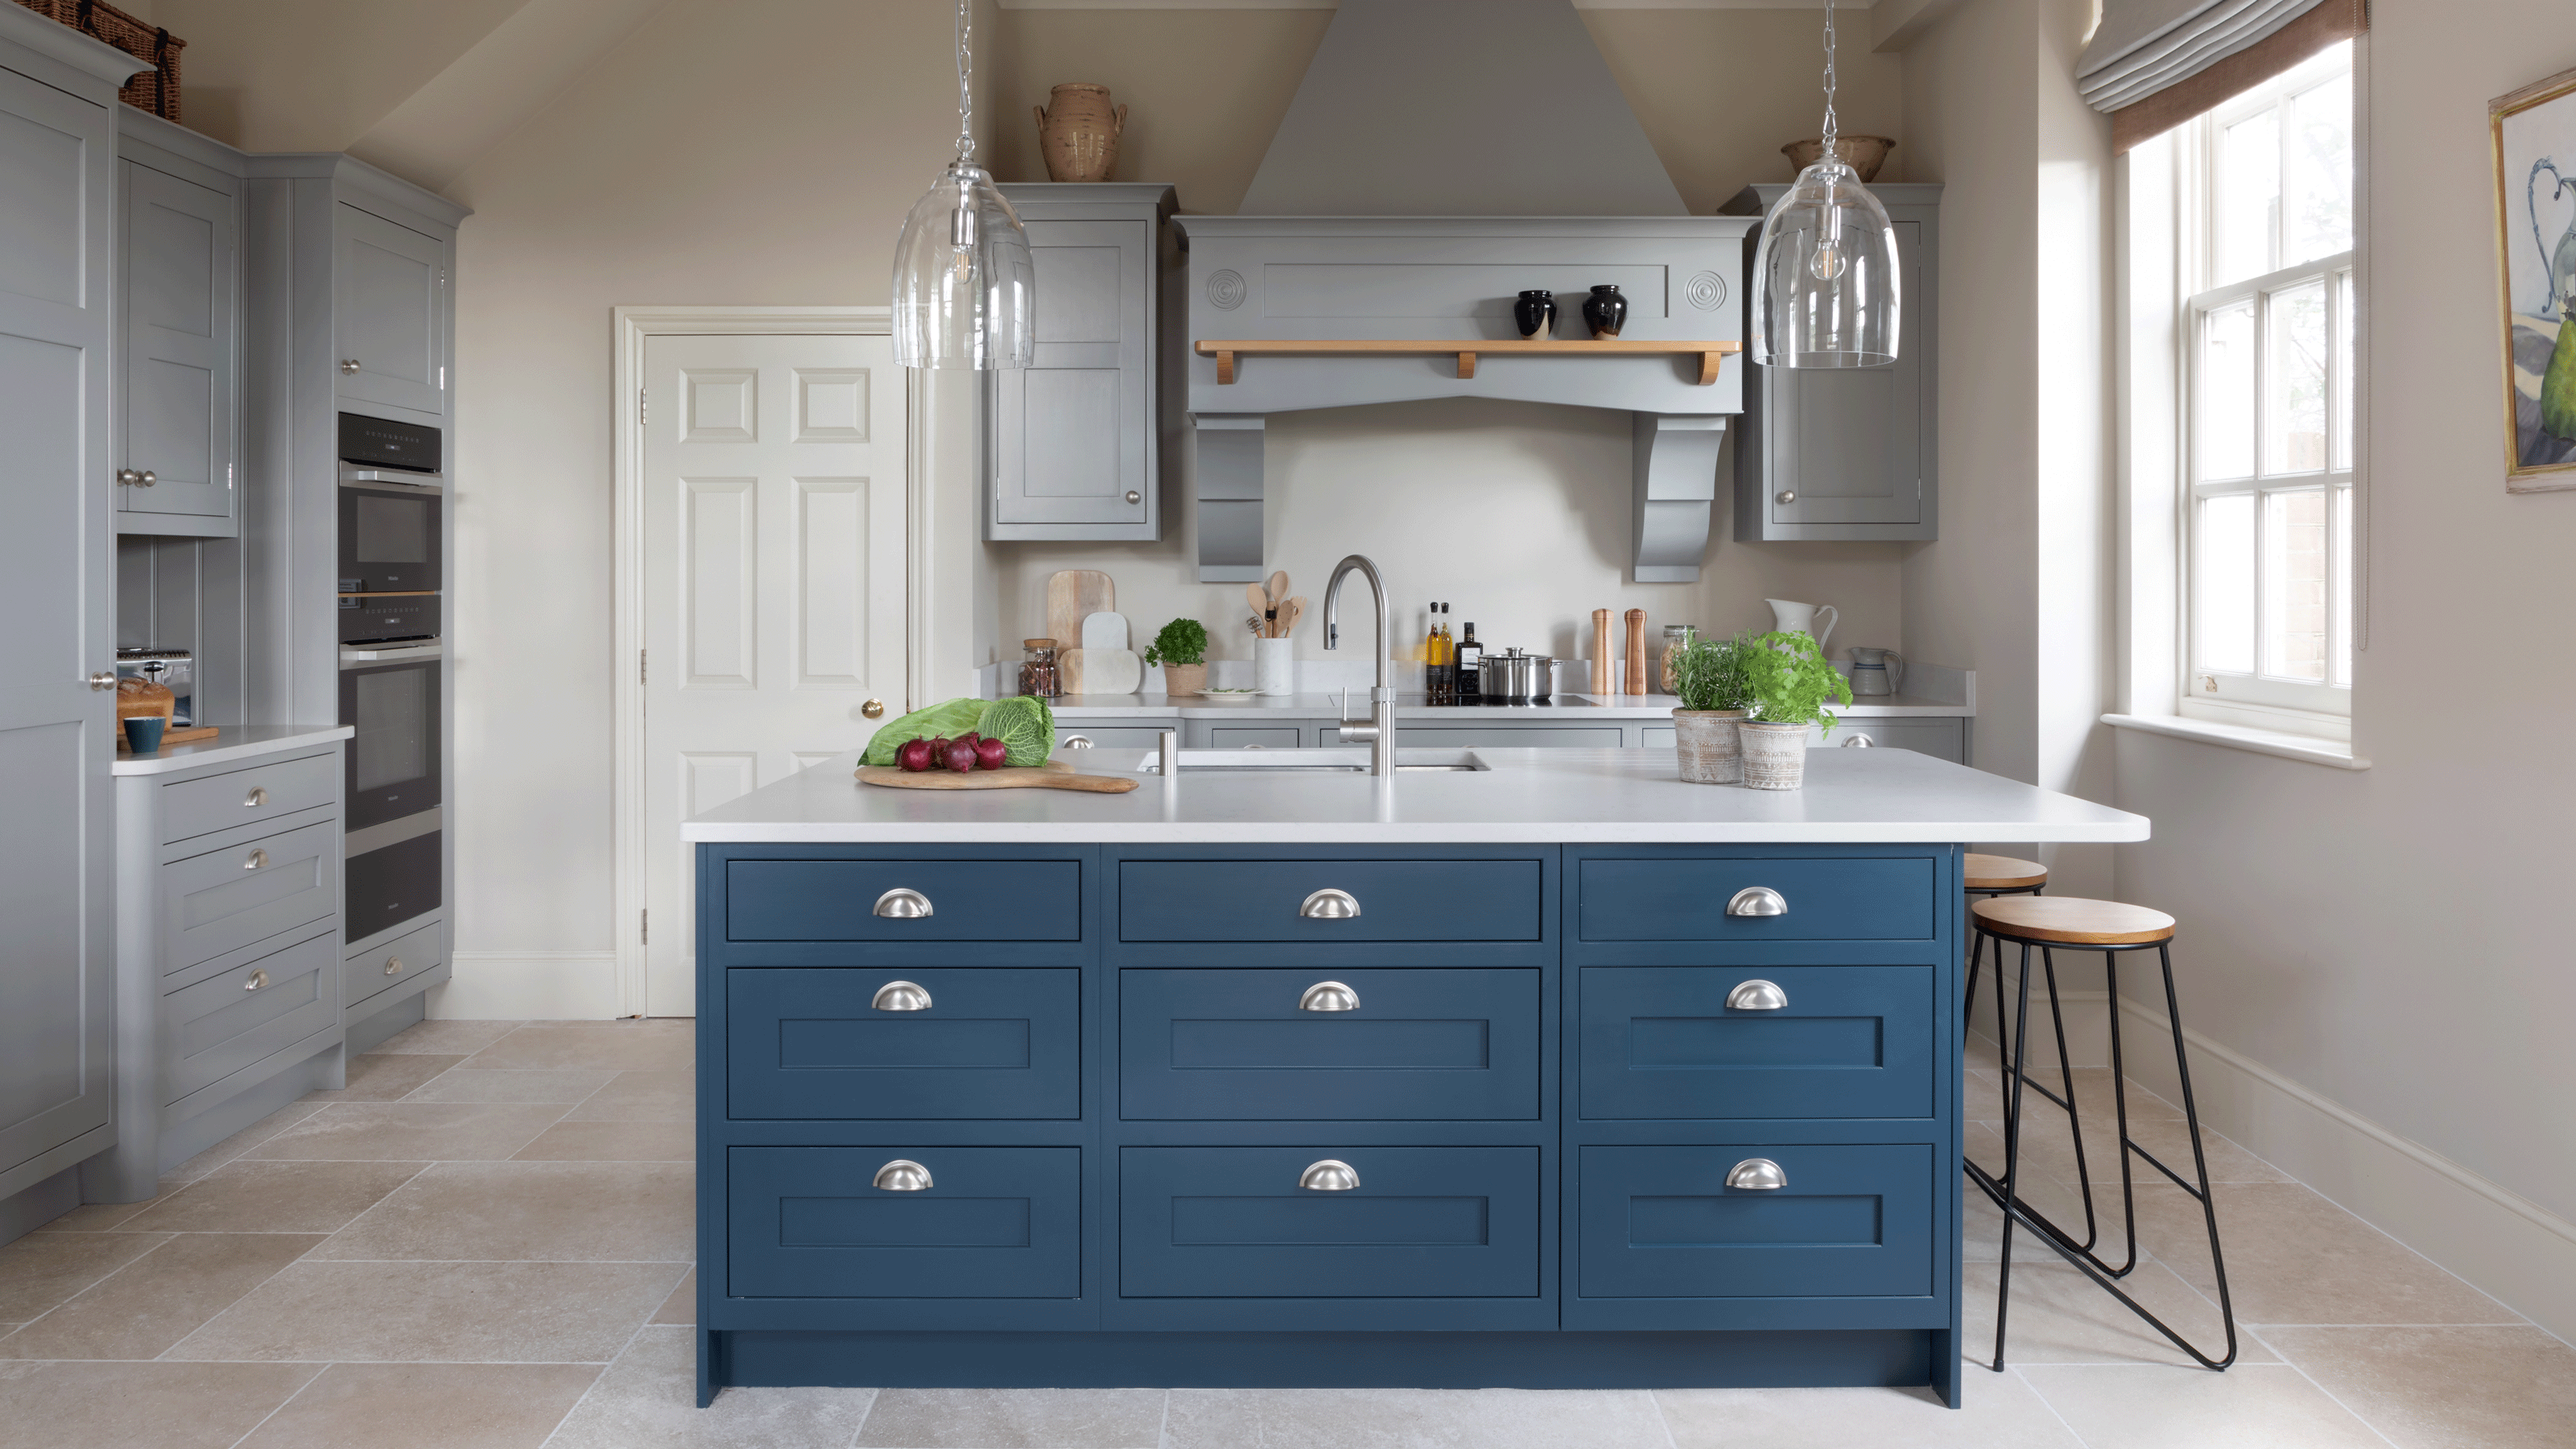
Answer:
[861,698,886,719]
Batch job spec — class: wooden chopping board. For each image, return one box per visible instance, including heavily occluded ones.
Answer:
[117,724,218,753]
[857,762,1139,794]
[1045,570,1114,647]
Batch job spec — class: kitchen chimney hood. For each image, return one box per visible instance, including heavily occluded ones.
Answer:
[1177,0,1754,584]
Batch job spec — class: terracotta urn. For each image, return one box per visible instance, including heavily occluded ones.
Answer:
[1034,84,1125,183]
[1781,135,1897,183]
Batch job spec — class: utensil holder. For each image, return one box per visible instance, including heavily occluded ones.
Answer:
[1255,638,1295,696]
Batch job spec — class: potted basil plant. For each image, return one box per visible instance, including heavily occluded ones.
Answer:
[1667,629,1758,784]
[1736,630,1854,791]
[1144,617,1210,697]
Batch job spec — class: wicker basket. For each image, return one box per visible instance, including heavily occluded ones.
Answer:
[10,0,183,121]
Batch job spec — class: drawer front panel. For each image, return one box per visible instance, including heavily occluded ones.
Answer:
[1206,726,1302,749]
[1580,966,1933,1119]
[726,859,1080,943]
[345,919,444,1011]
[163,820,340,973]
[728,1146,1080,1299]
[1057,727,1177,750]
[1577,857,1934,942]
[161,751,339,844]
[1120,859,1540,943]
[1121,1146,1538,1299]
[1578,1144,1933,1300]
[1121,968,1539,1121]
[1325,725,1625,749]
[167,929,340,1100]
[728,968,1080,1120]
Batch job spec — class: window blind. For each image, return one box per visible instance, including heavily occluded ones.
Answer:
[2081,0,2368,151]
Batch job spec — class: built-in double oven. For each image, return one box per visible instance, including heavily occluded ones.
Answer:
[338,412,444,942]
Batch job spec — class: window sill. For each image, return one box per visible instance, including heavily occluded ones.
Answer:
[2102,712,2372,770]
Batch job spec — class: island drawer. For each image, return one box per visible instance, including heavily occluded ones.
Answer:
[346,918,446,1013]
[726,968,1080,1120]
[159,750,340,845]
[1575,1143,1934,1302]
[164,928,339,1104]
[724,858,1080,943]
[1118,858,1541,943]
[162,820,341,975]
[1121,968,1539,1121]
[1578,966,1933,1120]
[1120,1146,1539,1301]
[1575,856,1935,943]
[727,1146,1080,1299]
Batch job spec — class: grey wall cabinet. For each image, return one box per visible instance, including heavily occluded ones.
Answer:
[117,139,242,535]
[987,184,1174,542]
[0,9,141,1211]
[1725,183,1941,543]
[334,204,448,419]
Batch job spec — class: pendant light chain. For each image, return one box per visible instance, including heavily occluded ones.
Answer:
[953,0,976,165]
[1819,0,1839,153]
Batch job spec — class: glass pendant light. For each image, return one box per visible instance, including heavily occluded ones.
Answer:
[891,0,1034,369]
[1748,0,1899,369]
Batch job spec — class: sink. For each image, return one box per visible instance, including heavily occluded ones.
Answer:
[1132,748,1492,774]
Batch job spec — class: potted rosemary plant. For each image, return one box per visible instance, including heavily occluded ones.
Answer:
[1667,630,1757,784]
[1736,630,1854,790]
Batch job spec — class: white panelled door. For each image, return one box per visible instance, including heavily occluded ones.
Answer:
[642,332,906,1014]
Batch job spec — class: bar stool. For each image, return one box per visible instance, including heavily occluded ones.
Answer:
[1959,855,2103,1264]
[1967,895,2239,1373]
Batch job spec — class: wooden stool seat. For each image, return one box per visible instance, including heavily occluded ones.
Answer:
[1971,895,2175,945]
[1965,853,2048,892]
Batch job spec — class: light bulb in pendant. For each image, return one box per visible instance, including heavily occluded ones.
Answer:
[1809,241,1845,282]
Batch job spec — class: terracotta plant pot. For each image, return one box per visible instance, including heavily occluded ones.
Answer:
[1736,720,1810,791]
[1671,708,1748,785]
[1160,662,1206,697]
[1034,84,1125,183]
[1781,135,1897,183]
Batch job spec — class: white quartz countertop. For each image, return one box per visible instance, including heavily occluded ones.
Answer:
[112,724,353,777]
[683,747,2144,844]
[1048,691,1971,720]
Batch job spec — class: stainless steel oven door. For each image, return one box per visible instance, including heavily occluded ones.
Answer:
[339,647,443,832]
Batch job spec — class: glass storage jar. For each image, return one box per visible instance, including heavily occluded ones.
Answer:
[1659,623,1696,695]
[1018,638,1061,698]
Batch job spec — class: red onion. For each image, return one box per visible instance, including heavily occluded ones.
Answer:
[973,737,1008,770]
[895,738,935,773]
[943,740,978,773]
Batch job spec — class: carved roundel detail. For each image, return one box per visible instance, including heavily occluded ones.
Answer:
[1685,271,1728,312]
[1206,269,1248,311]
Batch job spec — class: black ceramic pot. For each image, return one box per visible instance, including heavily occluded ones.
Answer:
[1513,290,1555,339]
[1581,284,1627,338]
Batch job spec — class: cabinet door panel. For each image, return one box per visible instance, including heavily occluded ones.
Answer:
[728,967,1080,1120]
[728,1146,1081,1299]
[120,161,233,520]
[1577,1143,1934,1302]
[335,205,444,415]
[991,219,1150,529]
[1770,221,1922,529]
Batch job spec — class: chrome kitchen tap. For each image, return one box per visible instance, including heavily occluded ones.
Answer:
[1323,554,1397,777]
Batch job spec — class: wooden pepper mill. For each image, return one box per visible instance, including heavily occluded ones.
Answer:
[1590,610,1612,695]
[1624,609,1648,695]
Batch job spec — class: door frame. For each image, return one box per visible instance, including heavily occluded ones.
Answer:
[610,307,923,1018]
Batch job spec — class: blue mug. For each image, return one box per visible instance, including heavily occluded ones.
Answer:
[122,715,167,754]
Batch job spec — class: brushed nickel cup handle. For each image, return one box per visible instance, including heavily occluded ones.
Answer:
[873,1159,932,1191]
[1839,733,1876,748]
[1726,1158,1787,1191]
[1299,888,1360,919]
[1298,1159,1360,1191]
[871,980,933,1012]
[384,957,404,976]
[244,849,270,870]
[1298,980,1360,1013]
[244,969,271,991]
[246,786,269,807]
[1726,979,1788,1011]
[1726,886,1786,917]
[341,358,361,374]
[873,888,932,919]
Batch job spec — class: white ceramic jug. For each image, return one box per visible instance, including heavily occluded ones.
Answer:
[1765,599,1838,650]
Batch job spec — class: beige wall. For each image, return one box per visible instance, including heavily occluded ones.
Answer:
[151,0,535,151]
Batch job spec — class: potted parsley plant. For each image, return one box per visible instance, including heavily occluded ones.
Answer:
[1144,617,1210,697]
[1736,630,1853,790]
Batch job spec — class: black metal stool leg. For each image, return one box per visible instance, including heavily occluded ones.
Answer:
[1990,939,2037,1372]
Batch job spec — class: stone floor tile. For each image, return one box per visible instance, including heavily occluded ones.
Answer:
[1962,1153,2102,1266]
[858,1387,1168,1447]
[163,1259,684,1363]
[2261,1324,2576,1449]
[2129,1182,2516,1326]
[306,1053,468,1102]
[513,1120,695,1162]
[161,1100,328,1183]
[1962,1260,2278,1368]
[652,1269,695,1324]
[0,1231,324,1360]
[1658,1378,2080,1447]
[563,1068,695,1122]
[236,1361,603,1449]
[545,1324,876,1448]
[2019,1363,2388,1448]
[462,1020,691,1072]
[119,1159,427,1234]
[245,1101,572,1162]
[0,1228,170,1319]
[310,1160,693,1262]
[404,1068,618,1104]
[0,1360,324,1449]
[2003,1108,2290,1190]
[375,1019,526,1055]
[1165,1387,1670,1449]
[31,1195,163,1232]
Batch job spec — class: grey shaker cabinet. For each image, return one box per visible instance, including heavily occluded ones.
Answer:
[334,203,448,419]
[987,184,1175,541]
[1724,184,1941,542]
[117,156,240,532]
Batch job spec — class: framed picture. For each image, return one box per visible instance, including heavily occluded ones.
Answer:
[2493,63,2576,489]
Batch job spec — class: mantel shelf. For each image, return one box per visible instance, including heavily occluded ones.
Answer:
[1194,338,1745,386]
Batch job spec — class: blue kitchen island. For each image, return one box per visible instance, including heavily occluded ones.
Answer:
[683,747,2147,1408]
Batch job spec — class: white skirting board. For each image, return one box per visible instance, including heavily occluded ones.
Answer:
[1973,974,2576,1344]
[430,951,621,1021]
